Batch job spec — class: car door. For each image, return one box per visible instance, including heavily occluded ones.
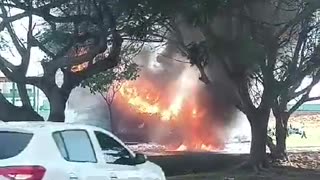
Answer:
[91,130,143,180]
[52,129,110,180]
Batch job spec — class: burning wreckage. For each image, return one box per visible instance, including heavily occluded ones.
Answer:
[69,49,250,155]
[110,56,241,154]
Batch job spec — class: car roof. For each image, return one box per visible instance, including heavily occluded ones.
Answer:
[0,121,104,133]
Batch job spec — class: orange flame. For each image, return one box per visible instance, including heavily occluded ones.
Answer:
[115,69,225,152]
[71,62,88,72]
[119,82,186,122]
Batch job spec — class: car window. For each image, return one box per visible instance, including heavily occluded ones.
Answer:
[0,131,33,160]
[52,133,68,159]
[94,131,132,164]
[53,130,97,163]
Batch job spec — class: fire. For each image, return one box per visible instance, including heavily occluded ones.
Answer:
[119,82,184,122]
[119,85,160,114]
[176,144,216,152]
[115,68,225,152]
[71,62,88,72]
[119,83,187,122]
[176,144,187,151]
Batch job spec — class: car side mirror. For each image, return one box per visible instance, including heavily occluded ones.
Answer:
[134,153,147,164]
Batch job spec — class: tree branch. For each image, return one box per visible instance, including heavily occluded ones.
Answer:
[288,94,308,115]
[2,0,99,24]
[276,2,320,38]
[0,55,42,87]
[288,72,320,115]
[290,73,320,99]
[0,54,17,71]
[30,36,55,58]
[21,6,34,75]
[2,1,100,24]
[0,11,28,31]
[238,80,257,116]
[16,83,32,108]
[47,39,108,71]
[306,96,320,102]
[73,31,123,81]
[0,5,27,56]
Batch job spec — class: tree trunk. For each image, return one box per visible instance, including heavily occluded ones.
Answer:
[247,108,270,170]
[16,83,32,109]
[46,88,69,122]
[275,112,289,160]
[108,104,115,133]
[0,93,43,121]
[266,135,277,156]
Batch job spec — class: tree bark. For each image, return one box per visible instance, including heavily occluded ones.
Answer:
[16,83,32,109]
[46,87,70,122]
[247,108,270,170]
[274,112,289,160]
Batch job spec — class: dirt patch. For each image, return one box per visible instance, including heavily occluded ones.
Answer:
[278,152,320,169]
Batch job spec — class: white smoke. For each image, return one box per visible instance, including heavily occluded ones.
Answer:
[65,87,111,130]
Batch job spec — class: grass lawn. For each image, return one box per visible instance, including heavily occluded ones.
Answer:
[269,115,320,150]
[287,129,320,148]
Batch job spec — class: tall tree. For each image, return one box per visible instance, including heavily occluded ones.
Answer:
[269,13,320,159]
[0,0,167,121]
[145,0,320,169]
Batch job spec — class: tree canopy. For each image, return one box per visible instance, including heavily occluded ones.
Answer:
[1,0,320,171]
[0,0,168,121]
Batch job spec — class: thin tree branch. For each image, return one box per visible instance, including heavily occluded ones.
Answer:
[21,6,34,75]
[1,1,100,24]
[306,96,320,102]
[158,54,190,64]
[30,37,55,58]
[288,94,308,115]
[290,73,320,99]
[0,54,16,71]
[0,5,27,56]
[0,11,28,31]
[276,3,320,38]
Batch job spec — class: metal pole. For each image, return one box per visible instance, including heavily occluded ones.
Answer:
[33,85,36,109]
[12,82,16,105]
[36,87,39,113]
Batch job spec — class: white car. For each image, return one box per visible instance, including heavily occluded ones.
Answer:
[0,121,166,180]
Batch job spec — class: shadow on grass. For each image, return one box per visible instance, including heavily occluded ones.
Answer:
[149,152,249,176]
[148,152,320,179]
[167,167,320,180]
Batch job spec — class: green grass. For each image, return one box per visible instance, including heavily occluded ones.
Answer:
[287,127,320,148]
[268,118,320,150]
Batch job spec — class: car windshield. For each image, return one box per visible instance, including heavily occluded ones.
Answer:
[0,131,33,160]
